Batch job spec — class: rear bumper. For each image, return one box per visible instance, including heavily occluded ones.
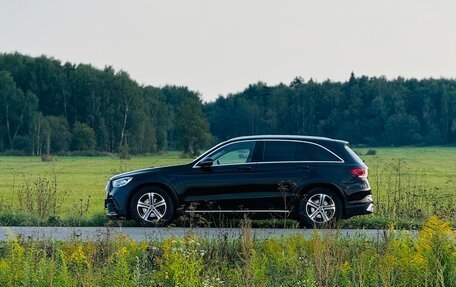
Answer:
[343,194,374,218]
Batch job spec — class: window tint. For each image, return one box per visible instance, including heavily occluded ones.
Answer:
[207,140,341,164]
[345,145,364,164]
[208,141,256,166]
[263,141,296,162]
[296,142,340,161]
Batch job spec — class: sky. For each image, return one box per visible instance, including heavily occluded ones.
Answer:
[1,0,456,102]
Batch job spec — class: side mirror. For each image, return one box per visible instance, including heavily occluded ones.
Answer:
[199,158,213,168]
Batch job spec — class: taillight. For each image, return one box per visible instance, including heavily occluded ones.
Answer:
[351,167,368,178]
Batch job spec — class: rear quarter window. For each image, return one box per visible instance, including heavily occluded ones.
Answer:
[344,145,365,165]
[296,142,342,162]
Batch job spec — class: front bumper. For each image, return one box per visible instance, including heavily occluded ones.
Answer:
[105,198,120,218]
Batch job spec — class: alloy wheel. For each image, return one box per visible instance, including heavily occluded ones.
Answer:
[136,192,167,222]
[305,193,336,224]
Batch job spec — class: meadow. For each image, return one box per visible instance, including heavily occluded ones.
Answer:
[0,147,455,227]
[0,152,188,218]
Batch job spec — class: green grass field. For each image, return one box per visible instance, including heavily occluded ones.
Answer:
[0,147,455,226]
[0,153,191,221]
[356,147,456,188]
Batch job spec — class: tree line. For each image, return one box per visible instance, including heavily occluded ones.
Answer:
[0,53,455,157]
[0,53,210,156]
[206,75,456,146]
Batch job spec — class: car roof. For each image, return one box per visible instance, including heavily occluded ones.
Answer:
[227,135,348,144]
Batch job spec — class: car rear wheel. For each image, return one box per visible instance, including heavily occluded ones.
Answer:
[298,188,342,228]
[130,187,175,227]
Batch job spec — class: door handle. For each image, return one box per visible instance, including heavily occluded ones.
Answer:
[238,166,252,171]
[296,165,310,170]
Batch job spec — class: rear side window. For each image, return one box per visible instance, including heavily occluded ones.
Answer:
[263,141,296,162]
[296,142,341,162]
[261,140,342,162]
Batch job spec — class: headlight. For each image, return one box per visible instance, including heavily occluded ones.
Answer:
[112,177,133,188]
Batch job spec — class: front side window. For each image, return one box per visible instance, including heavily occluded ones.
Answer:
[206,141,256,166]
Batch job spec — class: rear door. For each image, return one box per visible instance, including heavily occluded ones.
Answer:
[251,140,315,211]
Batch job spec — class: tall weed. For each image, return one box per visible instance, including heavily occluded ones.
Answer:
[16,176,66,220]
[372,159,456,222]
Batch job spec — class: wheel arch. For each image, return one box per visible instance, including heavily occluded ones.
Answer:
[126,182,179,219]
[297,182,346,213]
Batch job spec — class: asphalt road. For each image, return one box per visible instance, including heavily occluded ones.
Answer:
[0,226,417,241]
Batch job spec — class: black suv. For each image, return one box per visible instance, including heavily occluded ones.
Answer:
[105,135,373,227]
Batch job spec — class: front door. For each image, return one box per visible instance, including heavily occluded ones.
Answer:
[181,140,260,211]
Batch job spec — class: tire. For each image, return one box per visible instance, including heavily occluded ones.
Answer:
[130,186,175,227]
[298,188,342,228]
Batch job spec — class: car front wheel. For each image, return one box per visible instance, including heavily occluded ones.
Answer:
[130,187,175,226]
[298,188,342,228]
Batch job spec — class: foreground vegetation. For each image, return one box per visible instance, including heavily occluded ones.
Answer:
[0,217,455,287]
[0,147,455,228]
